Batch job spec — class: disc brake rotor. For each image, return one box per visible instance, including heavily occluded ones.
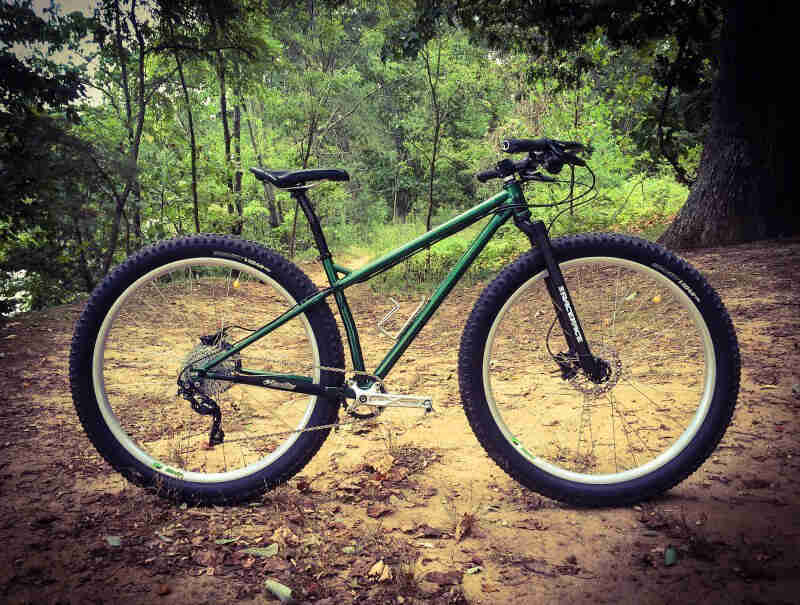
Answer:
[567,344,622,398]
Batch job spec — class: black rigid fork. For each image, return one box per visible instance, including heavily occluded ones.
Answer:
[515,216,605,381]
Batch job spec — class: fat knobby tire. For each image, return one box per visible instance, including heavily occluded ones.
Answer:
[458,233,740,507]
[69,235,345,505]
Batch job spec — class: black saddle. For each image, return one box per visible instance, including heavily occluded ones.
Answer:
[250,167,349,189]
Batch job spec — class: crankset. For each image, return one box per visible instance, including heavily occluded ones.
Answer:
[347,380,434,416]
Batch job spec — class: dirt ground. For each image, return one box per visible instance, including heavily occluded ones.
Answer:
[1,238,799,605]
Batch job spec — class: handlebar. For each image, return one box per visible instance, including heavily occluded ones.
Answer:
[476,167,503,183]
[501,137,585,154]
[476,137,588,183]
[476,157,532,183]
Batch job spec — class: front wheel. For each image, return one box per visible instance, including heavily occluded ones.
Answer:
[69,235,344,504]
[458,233,740,506]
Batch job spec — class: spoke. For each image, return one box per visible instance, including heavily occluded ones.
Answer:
[611,265,622,339]
[575,395,596,471]
[148,278,198,343]
[622,376,691,430]
[611,397,659,456]
[609,392,618,472]
[610,396,641,468]
[635,314,687,343]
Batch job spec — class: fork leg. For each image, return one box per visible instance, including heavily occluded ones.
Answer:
[515,218,603,379]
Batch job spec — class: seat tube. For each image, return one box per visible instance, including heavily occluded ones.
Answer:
[292,189,367,374]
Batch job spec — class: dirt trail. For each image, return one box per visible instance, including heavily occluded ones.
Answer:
[1,239,799,604]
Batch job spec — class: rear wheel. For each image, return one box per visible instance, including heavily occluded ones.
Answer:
[70,235,344,504]
[458,233,740,506]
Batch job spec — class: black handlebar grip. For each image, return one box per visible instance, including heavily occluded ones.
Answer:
[476,168,501,183]
[501,138,551,154]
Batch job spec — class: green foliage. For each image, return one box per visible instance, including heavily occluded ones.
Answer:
[1,0,698,313]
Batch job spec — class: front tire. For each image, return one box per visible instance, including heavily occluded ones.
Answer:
[70,235,344,504]
[458,233,740,506]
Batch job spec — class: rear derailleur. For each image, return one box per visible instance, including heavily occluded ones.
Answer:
[177,379,225,446]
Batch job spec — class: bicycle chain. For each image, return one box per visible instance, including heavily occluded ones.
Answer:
[217,364,385,446]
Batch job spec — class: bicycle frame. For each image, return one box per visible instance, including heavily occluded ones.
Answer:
[198,175,599,397]
[196,180,533,395]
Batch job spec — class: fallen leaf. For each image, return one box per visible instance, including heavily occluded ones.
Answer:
[193,550,216,565]
[264,579,293,603]
[454,512,474,541]
[371,454,395,476]
[271,526,300,548]
[368,559,393,581]
[155,584,171,596]
[414,523,446,538]
[387,465,410,481]
[338,477,363,492]
[241,543,279,557]
[105,535,122,547]
[424,570,462,585]
[366,503,393,518]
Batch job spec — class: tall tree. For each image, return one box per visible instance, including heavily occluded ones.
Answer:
[1,1,97,310]
[395,0,790,248]
[89,0,172,273]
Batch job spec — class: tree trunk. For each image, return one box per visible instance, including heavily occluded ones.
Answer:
[232,100,243,235]
[659,1,790,249]
[175,51,200,233]
[289,116,318,258]
[133,182,142,248]
[215,49,235,228]
[244,103,281,227]
[102,0,148,275]
[423,42,442,233]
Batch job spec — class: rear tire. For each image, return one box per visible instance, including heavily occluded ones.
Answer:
[70,235,344,504]
[458,233,740,506]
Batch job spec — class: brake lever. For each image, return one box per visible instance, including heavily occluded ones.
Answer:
[520,170,557,183]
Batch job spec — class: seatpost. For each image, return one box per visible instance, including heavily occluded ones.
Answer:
[291,188,332,261]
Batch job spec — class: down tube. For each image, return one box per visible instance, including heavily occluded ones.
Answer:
[374,209,513,379]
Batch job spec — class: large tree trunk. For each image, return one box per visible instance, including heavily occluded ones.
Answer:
[659,2,790,249]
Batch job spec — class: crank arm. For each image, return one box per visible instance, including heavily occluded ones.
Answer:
[362,393,434,412]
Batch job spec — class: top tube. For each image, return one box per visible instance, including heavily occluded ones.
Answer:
[331,188,514,290]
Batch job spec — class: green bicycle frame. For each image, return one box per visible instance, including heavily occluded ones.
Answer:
[199,181,529,393]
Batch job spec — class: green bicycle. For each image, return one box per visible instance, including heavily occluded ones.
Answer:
[69,137,740,506]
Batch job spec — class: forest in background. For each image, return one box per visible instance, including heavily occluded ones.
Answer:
[1,0,706,314]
